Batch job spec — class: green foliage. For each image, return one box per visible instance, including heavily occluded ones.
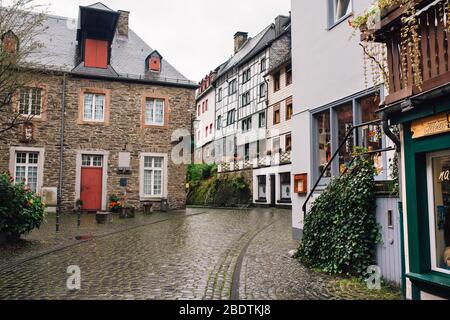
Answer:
[108,194,123,213]
[296,154,381,277]
[0,171,46,237]
[187,169,251,207]
[187,164,217,183]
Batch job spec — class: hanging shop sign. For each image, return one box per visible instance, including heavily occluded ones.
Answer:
[411,112,450,139]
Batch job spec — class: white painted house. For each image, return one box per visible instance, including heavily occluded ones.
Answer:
[195,71,217,163]
[291,0,400,285]
[253,31,293,207]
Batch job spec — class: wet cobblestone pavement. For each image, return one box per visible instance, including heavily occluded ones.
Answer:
[0,208,401,300]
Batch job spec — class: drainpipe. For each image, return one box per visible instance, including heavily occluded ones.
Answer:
[56,72,67,232]
[381,107,406,297]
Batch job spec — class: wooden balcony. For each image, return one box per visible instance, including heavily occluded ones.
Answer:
[368,0,450,104]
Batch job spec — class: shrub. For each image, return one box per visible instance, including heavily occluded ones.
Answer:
[296,154,381,277]
[0,172,46,239]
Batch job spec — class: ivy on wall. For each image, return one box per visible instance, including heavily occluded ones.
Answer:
[186,164,251,207]
[296,155,381,276]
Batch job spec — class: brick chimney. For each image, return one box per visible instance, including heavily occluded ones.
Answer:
[234,31,248,54]
[274,15,289,37]
[117,10,129,38]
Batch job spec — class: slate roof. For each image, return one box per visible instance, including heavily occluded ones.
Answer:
[216,24,276,79]
[24,9,196,87]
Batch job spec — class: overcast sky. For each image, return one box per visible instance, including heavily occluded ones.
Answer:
[27,0,291,81]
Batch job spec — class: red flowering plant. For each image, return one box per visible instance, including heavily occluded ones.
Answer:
[0,171,46,242]
[108,194,123,213]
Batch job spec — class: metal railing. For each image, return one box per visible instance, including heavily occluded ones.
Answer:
[302,119,396,217]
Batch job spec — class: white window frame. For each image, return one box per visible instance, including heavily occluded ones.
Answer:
[139,153,168,200]
[426,150,450,275]
[83,93,105,122]
[328,0,353,28]
[145,98,165,126]
[9,147,45,194]
[18,87,43,117]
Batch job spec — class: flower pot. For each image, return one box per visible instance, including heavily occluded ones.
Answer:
[96,212,111,224]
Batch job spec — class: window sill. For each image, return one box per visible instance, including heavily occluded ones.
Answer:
[19,114,45,122]
[327,12,353,31]
[140,196,165,202]
[277,199,292,204]
[78,120,108,126]
[142,124,167,129]
[406,272,450,289]
[255,199,267,203]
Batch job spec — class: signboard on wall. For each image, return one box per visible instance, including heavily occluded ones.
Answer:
[411,112,450,139]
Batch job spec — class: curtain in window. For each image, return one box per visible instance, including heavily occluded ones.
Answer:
[335,0,351,21]
[94,95,104,120]
[155,100,164,124]
[83,94,93,120]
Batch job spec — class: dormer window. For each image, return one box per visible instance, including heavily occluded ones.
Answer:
[2,30,19,54]
[84,39,108,69]
[146,50,163,73]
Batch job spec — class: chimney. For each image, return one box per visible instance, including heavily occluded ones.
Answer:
[117,10,130,38]
[274,15,289,37]
[234,31,248,54]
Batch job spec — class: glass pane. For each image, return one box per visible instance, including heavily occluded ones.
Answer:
[27,167,38,192]
[16,152,27,164]
[92,156,102,167]
[28,152,39,164]
[360,95,383,174]
[94,95,104,120]
[155,99,164,124]
[15,166,26,183]
[153,170,162,195]
[83,94,93,120]
[145,99,154,124]
[153,157,163,168]
[316,110,331,177]
[432,155,450,271]
[30,88,42,116]
[336,103,353,174]
[144,156,152,168]
[335,0,351,21]
[19,89,29,114]
[143,169,152,195]
[82,155,91,167]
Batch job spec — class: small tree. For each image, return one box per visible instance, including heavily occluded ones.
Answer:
[0,0,48,135]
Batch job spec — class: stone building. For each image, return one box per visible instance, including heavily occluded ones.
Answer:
[0,3,196,213]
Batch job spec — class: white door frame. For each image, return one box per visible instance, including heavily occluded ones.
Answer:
[75,150,109,211]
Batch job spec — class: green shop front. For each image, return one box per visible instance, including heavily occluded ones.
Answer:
[390,93,450,300]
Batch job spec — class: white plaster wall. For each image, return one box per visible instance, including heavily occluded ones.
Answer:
[291,0,375,234]
[195,88,216,149]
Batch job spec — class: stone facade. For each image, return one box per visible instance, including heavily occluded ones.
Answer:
[0,71,195,212]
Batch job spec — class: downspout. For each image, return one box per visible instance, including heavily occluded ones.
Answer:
[56,72,67,232]
[381,108,406,297]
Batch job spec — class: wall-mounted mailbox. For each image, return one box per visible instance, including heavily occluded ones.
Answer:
[294,173,307,195]
[120,178,128,187]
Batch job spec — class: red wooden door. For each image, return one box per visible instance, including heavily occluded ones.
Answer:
[80,167,103,211]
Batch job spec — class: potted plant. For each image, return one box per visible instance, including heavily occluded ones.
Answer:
[108,195,122,214]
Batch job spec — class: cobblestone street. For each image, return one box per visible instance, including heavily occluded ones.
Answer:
[0,208,401,300]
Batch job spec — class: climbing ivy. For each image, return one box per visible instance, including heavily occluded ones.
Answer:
[296,153,381,277]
